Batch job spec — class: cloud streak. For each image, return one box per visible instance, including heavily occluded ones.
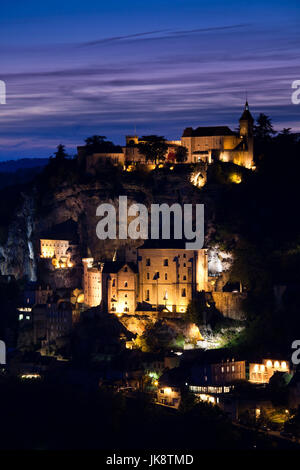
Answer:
[0,13,299,160]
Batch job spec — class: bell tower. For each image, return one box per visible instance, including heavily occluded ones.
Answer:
[239,101,254,137]
[239,101,254,168]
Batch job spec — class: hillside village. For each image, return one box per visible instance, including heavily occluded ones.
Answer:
[1,102,300,443]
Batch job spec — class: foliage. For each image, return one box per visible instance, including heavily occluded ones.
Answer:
[285,407,300,438]
[135,321,183,353]
[83,135,123,155]
[137,135,168,164]
[185,291,222,328]
[175,145,188,163]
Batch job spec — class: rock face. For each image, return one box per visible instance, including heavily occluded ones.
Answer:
[0,193,37,281]
[198,324,245,350]
[119,314,155,336]
[212,292,246,320]
[1,167,209,281]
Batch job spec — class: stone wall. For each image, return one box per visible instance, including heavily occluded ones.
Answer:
[212,292,246,320]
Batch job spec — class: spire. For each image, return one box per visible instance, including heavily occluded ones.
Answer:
[240,100,253,122]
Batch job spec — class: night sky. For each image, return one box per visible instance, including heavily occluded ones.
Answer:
[0,0,299,159]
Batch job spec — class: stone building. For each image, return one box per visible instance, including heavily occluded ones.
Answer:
[136,243,207,314]
[77,102,254,171]
[31,300,73,346]
[82,258,102,308]
[181,101,254,169]
[102,261,138,315]
[82,242,208,316]
[40,239,75,268]
[210,357,290,385]
[123,135,182,166]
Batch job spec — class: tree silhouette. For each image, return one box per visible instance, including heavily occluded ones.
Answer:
[137,135,168,164]
[254,114,275,141]
[54,144,68,161]
[175,145,188,163]
[84,135,121,154]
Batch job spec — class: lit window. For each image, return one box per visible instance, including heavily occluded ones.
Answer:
[266,360,272,368]
[281,361,287,369]
[274,361,280,368]
[254,364,259,372]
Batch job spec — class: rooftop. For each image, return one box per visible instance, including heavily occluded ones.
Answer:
[182,126,235,138]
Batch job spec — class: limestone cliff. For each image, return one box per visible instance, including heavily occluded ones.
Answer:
[0,193,37,281]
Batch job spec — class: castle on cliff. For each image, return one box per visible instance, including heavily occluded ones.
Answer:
[82,242,245,321]
[78,101,254,172]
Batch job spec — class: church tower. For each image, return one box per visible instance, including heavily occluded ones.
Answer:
[239,101,254,168]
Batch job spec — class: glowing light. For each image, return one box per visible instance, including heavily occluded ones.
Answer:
[266,360,272,368]
[190,171,206,188]
[274,361,280,368]
[281,362,287,369]
[153,380,158,387]
[230,173,242,184]
[260,365,265,372]
[164,387,172,395]
[254,364,259,372]
[21,374,41,380]
[189,324,203,341]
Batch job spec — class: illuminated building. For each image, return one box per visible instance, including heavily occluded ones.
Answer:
[211,357,290,385]
[102,261,138,315]
[181,101,254,169]
[82,243,208,316]
[40,239,76,269]
[123,136,183,166]
[82,258,102,307]
[157,386,181,408]
[249,359,290,384]
[137,243,208,314]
